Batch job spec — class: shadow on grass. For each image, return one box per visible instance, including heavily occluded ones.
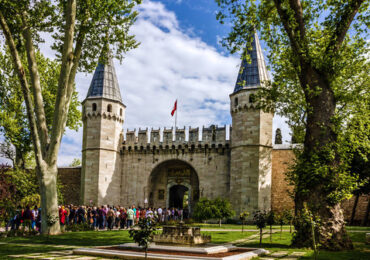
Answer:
[1,230,133,247]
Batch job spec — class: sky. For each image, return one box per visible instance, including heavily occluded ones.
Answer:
[0,0,290,166]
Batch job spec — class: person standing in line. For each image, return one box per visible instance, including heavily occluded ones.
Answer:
[127,207,134,229]
[31,206,38,230]
[157,207,162,222]
[132,205,136,224]
[59,206,67,232]
[107,207,114,230]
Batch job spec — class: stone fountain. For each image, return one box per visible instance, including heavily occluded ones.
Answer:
[153,222,211,245]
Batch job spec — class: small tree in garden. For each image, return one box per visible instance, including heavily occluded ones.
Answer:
[253,210,267,247]
[283,209,294,233]
[266,211,275,243]
[239,211,249,233]
[129,217,158,259]
[212,198,235,227]
[275,213,286,240]
[193,198,216,223]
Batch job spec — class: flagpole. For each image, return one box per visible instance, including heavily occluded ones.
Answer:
[175,99,177,130]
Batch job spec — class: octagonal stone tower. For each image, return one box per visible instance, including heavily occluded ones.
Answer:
[81,55,125,206]
[230,32,273,216]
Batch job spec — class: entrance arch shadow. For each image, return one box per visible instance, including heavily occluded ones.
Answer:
[147,159,200,214]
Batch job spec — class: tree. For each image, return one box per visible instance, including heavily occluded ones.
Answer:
[0,48,81,170]
[212,197,235,227]
[216,0,368,249]
[129,217,158,260]
[253,210,267,247]
[275,212,285,240]
[0,0,140,234]
[239,210,250,233]
[283,209,294,233]
[193,198,217,223]
[69,158,81,167]
[266,211,275,242]
[275,128,282,144]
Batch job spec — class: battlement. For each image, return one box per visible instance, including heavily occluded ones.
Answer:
[122,125,230,150]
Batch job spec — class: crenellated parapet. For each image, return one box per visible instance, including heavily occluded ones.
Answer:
[83,110,124,123]
[121,125,230,152]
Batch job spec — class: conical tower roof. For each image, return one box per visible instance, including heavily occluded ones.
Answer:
[234,32,269,92]
[85,54,122,103]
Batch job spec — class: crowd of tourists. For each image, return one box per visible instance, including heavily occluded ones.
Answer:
[5,204,190,233]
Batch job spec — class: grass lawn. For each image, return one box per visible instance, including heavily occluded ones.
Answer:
[190,223,292,230]
[241,231,370,260]
[0,229,369,259]
[0,230,133,246]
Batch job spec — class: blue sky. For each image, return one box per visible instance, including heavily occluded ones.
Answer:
[0,0,290,166]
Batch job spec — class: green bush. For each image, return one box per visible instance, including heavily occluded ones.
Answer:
[66,223,94,232]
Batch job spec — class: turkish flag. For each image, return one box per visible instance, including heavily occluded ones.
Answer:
[171,100,177,116]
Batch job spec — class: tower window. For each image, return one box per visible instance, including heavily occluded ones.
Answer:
[234,97,238,107]
[92,103,97,111]
[107,104,112,112]
[120,108,123,116]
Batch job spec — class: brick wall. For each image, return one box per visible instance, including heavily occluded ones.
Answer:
[58,167,81,205]
[271,149,295,213]
[271,148,369,224]
[342,195,369,224]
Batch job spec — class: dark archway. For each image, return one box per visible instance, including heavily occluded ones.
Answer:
[148,159,199,213]
[169,185,189,209]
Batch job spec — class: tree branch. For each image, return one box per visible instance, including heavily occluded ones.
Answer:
[326,0,364,53]
[289,0,306,38]
[0,10,44,167]
[47,0,76,164]
[21,11,50,152]
[273,0,301,55]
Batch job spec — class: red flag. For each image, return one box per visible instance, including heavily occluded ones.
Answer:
[171,100,177,116]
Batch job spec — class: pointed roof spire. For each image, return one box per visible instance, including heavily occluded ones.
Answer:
[233,31,269,93]
[85,49,123,103]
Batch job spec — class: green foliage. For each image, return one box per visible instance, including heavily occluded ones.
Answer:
[212,197,235,226]
[253,210,267,230]
[0,50,81,168]
[69,158,81,167]
[0,165,64,222]
[129,217,157,258]
[253,210,267,247]
[193,198,217,222]
[266,211,275,226]
[193,197,234,224]
[66,223,94,232]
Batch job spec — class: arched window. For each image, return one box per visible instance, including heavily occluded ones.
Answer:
[120,108,123,116]
[92,103,97,111]
[107,104,112,112]
[234,97,238,107]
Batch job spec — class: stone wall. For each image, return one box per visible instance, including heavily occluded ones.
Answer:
[58,167,81,205]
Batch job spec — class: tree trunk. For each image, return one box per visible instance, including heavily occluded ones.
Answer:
[293,69,353,250]
[38,164,60,235]
[219,219,221,227]
[15,148,25,170]
[270,225,272,243]
[361,196,370,226]
[259,228,262,247]
[350,194,359,225]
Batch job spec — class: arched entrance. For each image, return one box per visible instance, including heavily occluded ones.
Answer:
[169,185,188,209]
[148,160,199,214]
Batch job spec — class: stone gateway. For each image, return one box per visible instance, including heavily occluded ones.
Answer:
[63,32,368,222]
